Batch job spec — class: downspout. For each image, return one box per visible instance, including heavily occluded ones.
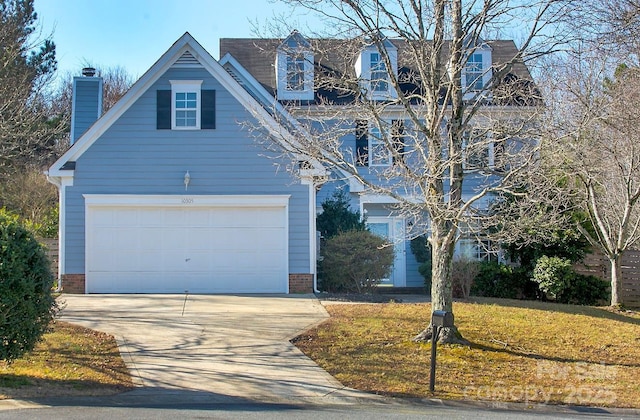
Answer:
[310,179,320,294]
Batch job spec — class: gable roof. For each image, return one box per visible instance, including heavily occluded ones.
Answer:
[48,32,300,178]
[219,37,537,105]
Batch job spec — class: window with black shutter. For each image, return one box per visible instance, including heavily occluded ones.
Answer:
[157,90,171,129]
[391,120,405,163]
[355,120,368,166]
[157,81,215,130]
[201,90,216,129]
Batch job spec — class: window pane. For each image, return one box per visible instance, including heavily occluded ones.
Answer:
[369,222,389,239]
[370,52,388,92]
[176,110,197,127]
[286,55,305,91]
[174,90,198,128]
[465,53,483,91]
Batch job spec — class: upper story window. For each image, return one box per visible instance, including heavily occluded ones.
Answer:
[175,92,198,127]
[465,53,484,91]
[463,129,490,171]
[463,128,506,172]
[157,79,215,131]
[355,120,404,167]
[369,126,392,166]
[171,80,202,130]
[461,38,493,99]
[355,40,398,101]
[286,55,305,91]
[370,53,388,92]
[276,30,314,101]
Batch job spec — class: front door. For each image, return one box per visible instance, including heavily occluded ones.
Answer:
[367,217,406,287]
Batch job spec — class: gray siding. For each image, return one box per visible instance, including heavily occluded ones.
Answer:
[64,66,310,274]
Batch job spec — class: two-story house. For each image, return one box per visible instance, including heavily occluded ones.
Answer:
[219,31,538,289]
[47,31,536,294]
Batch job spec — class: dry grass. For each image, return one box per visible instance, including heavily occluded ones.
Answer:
[293,298,640,408]
[0,321,133,399]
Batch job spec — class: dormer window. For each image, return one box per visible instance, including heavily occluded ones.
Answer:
[286,54,305,91]
[465,53,484,91]
[276,30,314,101]
[355,40,398,101]
[461,38,493,99]
[370,53,388,92]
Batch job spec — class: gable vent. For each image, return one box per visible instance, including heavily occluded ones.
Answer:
[224,66,245,87]
[173,50,201,67]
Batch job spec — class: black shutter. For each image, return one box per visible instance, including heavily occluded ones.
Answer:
[355,120,368,166]
[392,120,405,163]
[201,90,216,129]
[157,90,171,130]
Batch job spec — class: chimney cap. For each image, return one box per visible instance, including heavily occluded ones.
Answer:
[81,67,96,77]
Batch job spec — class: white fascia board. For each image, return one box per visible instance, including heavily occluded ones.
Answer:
[83,194,291,207]
[45,171,74,187]
[359,194,399,204]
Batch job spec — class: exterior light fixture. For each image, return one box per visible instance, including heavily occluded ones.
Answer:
[184,171,191,191]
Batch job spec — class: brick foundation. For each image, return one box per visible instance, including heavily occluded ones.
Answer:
[61,273,312,294]
[289,273,314,293]
[61,274,86,294]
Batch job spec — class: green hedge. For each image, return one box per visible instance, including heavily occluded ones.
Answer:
[0,209,57,362]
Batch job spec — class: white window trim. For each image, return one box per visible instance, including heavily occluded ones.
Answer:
[170,80,202,130]
[462,130,494,171]
[356,48,398,101]
[276,50,314,100]
[285,54,306,91]
[462,49,492,100]
[368,124,393,167]
[370,52,388,93]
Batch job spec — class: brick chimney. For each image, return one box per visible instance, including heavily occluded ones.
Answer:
[70,67,103,145]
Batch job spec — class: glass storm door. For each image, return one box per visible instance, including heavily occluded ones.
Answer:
[367,217,406,286]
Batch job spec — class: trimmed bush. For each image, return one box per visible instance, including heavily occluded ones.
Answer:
[470,261,527,299]
[319,230,394,293]
[559,274,609,306]
[532,255,575,300]
[0,209,57,362]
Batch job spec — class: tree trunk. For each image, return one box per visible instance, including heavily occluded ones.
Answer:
[413,222,469,345]
[609,255,623,307]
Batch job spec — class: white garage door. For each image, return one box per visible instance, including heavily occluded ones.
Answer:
[85,195,289,293]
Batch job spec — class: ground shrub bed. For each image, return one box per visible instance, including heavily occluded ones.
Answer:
[293,299,640,407]
[0,321,134,399]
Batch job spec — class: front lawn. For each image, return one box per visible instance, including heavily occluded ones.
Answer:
[0,321,133,399]
[293,298,640,408]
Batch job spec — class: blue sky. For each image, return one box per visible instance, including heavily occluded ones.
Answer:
[35,0,314,81]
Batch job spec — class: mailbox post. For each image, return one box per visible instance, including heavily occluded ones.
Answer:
[430,310,454,392]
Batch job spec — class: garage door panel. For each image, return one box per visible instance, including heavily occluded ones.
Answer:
[140,210,164,227]
[115,209,140,226]
[86,200,289,293]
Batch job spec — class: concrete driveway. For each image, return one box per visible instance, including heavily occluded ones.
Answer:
[57,294,368,404]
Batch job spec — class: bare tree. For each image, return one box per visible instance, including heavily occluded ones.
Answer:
[533,0,640,307]
[250,0,576,343]
[542,53,640,307]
